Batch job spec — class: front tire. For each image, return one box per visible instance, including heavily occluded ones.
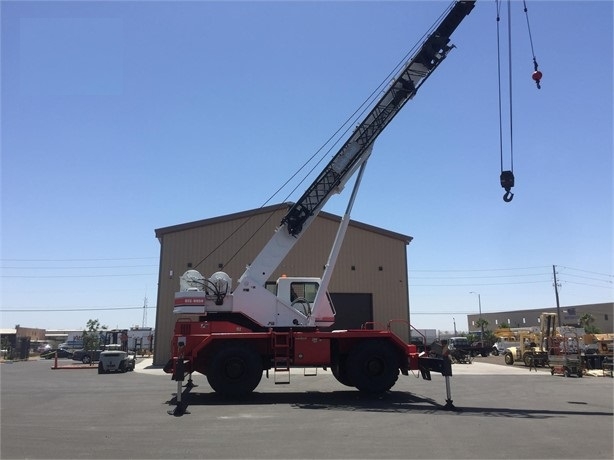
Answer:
[504,353,514,365]
[82,355,91,364]
[331,357,353,387]
[524,354,533,367]
[346,341,399,394]
[207,345,263,397]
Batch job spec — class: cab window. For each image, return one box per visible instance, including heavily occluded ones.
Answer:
[290,282,319,302]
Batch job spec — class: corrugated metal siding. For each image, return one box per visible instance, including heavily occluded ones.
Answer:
[153,208,411,365]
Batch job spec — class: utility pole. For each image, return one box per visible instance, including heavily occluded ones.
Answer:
[552,265,561,328]
[142,295,148,328]
[470,291,483,339]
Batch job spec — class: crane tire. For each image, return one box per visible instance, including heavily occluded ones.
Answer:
[331,357,353,387]
[346,340,399,394]
[206,345,263,397]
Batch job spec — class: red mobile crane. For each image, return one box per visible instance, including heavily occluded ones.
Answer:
[165,1,476,410]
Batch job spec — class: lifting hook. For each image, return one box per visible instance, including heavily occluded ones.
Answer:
[500,170,515,203]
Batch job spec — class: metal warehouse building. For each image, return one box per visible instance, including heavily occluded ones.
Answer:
[153,203,412,366]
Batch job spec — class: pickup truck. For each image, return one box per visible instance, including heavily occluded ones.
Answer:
[448,337,492,357]
[491,338,520,356]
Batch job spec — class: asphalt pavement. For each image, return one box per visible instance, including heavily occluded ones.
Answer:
[1,356,612,459]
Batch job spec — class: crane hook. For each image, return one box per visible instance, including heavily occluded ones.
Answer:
[500,170,515,203]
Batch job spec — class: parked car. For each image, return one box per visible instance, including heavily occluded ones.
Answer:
[72,349,102,364]
[40,348,73,359]
[37,344,52,354]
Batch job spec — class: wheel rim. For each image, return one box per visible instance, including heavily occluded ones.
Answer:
[365,357,385,376]
[224,357,247,380]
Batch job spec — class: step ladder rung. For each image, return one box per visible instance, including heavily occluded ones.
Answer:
[272,332,291,384]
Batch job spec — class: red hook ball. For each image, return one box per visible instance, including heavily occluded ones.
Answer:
[532,70,543,82]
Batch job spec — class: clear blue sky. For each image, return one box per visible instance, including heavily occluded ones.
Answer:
[1,1,612,334]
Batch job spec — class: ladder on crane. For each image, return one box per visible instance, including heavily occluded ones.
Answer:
[272,332,291,384]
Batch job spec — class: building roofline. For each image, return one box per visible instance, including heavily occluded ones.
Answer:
[155,203,412,244]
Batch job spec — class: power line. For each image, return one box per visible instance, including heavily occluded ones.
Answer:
[410,265,550,273]
[2,265,157,270]
[560,265,614,279]
[0,257,157,262]
[2,273,156,279]
[411,272,550,280]
[411,280,550,287]
[0,306,157,313]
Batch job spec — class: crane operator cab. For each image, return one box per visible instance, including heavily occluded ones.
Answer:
[274,276,320,317]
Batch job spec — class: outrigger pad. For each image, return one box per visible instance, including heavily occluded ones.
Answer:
[418,356,453,377]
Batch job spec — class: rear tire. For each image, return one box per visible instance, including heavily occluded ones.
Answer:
[207,345,263,397]
[346,341,399,394]
[331,357,353,387]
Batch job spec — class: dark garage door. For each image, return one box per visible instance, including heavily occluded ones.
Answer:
[327,293,373,330]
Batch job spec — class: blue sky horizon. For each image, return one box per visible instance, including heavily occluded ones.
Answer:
[2,0,612,333]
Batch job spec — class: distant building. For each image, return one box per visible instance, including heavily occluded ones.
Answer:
[466,302,613,333]
[0,326,46,359]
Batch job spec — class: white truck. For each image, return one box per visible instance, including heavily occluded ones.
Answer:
[492,337,520,356]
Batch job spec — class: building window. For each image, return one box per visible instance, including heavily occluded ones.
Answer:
[522,318,526,324]
[471,320,475,326]
[495,319,498,325]
[605,314,609,321]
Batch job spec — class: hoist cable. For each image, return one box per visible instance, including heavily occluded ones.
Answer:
[496,1,504,173]
[496,0,515,202]
[523,1,538,67]
[195,3,455,269]
[507,0,514,173]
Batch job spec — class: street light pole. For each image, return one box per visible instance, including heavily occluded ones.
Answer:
[470,291,483,339]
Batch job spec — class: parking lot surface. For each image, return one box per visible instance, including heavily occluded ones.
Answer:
[1,357,612,459]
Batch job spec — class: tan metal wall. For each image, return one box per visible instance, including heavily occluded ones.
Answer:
[153,206,411,365]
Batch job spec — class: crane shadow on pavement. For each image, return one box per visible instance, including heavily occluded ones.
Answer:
[166,388,613,419]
